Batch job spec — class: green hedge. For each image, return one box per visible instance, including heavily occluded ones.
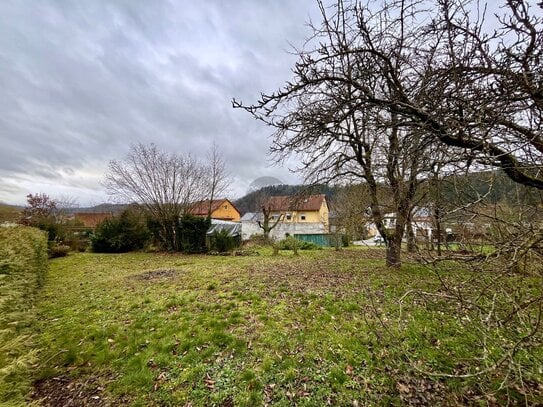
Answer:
[277,236,322,250]
[0,226,48,404]
[91,209,150,253]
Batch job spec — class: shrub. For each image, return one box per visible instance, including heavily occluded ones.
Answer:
[176,215,210,253]
[276,236,321,250]
[244,234,270,247]
[0,226,48,404]
[147,215,210,253]
[48,243,70,258]
[91,209,150,253]
[66,239,88,252]
[209,229,240,253]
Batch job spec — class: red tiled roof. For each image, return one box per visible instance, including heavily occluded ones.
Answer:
[74,212,112,228]
[189,199,223,216]
[265,194,326,212]
[188,199,239,217]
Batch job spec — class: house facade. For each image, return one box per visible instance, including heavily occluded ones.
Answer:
[189,199,241,222]
[265,194,329,230]
[240,194,330,240]
[366,207,434,240]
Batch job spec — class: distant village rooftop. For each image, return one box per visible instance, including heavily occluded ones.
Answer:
[265,194,327,212]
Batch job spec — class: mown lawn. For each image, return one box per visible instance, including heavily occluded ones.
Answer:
[32,249,542,406]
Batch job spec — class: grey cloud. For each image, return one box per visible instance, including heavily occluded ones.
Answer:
[0,0,317,204]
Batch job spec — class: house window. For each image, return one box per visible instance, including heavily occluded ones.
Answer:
[224,205,228,209]
[286,214,292,220]
[300,214,306,221]
[271,215,277,220]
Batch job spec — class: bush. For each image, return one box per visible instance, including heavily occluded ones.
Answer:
[209,229,240,253]
[91,209,150,253]
[176,215,210,253]
[66,239,88,252]
[0,226,48,404]
[48,243,70,258]
[147,215,210,253]
[277,236,321,250]
[244,234,270,247]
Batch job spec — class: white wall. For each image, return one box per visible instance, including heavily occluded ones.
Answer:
[241,221,326,241]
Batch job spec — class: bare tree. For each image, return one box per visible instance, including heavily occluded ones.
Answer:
[235,0,542,265]
[233,0,542,396]
[205,142,230,216]
[104,143,209,250]
[255,193,283,242]
[330,183,371,242]
[425,0,543,189]
[235,1,442,266]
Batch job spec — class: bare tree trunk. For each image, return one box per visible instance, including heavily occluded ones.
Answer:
[406,218,416,253]
[386,235,402,268]
[435,206,442,257]
[258,203,282,243]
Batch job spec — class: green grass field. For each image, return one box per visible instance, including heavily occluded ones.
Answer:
[29,249,542,406]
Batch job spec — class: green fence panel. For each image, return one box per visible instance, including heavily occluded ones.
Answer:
[294,233,343,247]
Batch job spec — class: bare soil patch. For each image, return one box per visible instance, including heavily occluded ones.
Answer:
[131,268,180,281]
[248,256,369,296]
[32,375,120,406]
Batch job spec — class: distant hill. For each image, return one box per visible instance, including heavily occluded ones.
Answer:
[441,170,543,206]
[0,203,23,223]
[66,203,127,215]
[233,170,540,216]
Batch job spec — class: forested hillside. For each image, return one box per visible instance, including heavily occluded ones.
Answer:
[234,170,542,216]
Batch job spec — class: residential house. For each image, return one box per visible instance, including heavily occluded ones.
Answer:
[366,207,434,240]
[189,199,241,222]
[241,194,330,240]
[265,194,330,229]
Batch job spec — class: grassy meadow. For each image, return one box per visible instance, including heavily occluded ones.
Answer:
[25,248,542,406]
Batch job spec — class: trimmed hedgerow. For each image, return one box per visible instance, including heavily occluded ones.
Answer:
[0,226,48,405]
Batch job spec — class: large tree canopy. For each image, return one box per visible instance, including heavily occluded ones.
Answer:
[235,0,543,190]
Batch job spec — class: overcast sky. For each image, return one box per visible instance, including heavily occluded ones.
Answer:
[0,0,323,206]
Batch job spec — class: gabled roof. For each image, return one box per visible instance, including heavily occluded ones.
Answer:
[74,212,112,228]
[240,212,263,222]
[265,194,326,212]
[189,199,239,217]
